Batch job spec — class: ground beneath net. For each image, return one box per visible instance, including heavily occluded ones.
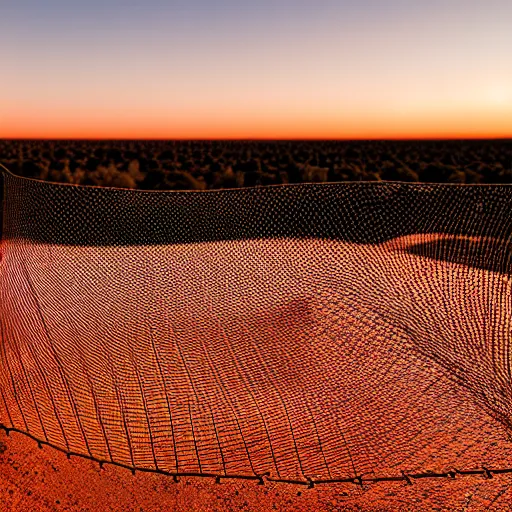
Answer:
[1,234,511,510]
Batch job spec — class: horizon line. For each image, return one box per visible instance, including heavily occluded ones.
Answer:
[2,136,512,142]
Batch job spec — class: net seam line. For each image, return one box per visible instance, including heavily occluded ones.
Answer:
[2,424,511,487]
[1,164,511,193]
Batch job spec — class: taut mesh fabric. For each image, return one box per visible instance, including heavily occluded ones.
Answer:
[0,167,511,484]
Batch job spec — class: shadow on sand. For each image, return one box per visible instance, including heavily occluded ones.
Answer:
[403,236,511,274]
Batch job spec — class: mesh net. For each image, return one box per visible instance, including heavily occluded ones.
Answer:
[1,167,511,484]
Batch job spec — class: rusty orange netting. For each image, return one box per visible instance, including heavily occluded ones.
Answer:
[0,165,511,487]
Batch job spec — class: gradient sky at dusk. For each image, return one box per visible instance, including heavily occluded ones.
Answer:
[1,0,511,139]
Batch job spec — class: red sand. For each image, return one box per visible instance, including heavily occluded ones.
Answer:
[1,235,511,510]
[1,430,511,511]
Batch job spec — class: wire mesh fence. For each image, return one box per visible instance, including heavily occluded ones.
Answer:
[1,164,511,488]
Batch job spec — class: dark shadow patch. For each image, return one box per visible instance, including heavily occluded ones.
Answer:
[403,236,511,274]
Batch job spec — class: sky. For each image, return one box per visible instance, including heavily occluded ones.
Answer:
[1,0,511,139]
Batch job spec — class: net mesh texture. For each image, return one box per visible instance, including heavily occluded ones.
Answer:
[0,166,511,486]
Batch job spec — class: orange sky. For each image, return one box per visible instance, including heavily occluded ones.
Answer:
[3,108,511,140]
[1,0,511,139]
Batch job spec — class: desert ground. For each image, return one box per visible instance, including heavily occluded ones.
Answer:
[1,233,511,511]
[1,431,511,512]
[1,140,510,510]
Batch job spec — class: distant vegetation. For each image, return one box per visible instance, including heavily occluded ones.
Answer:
[1,139,511,189]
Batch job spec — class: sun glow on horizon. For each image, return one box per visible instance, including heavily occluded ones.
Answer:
[484,85,512,107]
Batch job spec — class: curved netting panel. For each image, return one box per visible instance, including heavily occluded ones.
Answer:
[0,168,511,484]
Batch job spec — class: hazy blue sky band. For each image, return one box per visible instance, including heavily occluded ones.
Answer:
[4,1,512,33]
